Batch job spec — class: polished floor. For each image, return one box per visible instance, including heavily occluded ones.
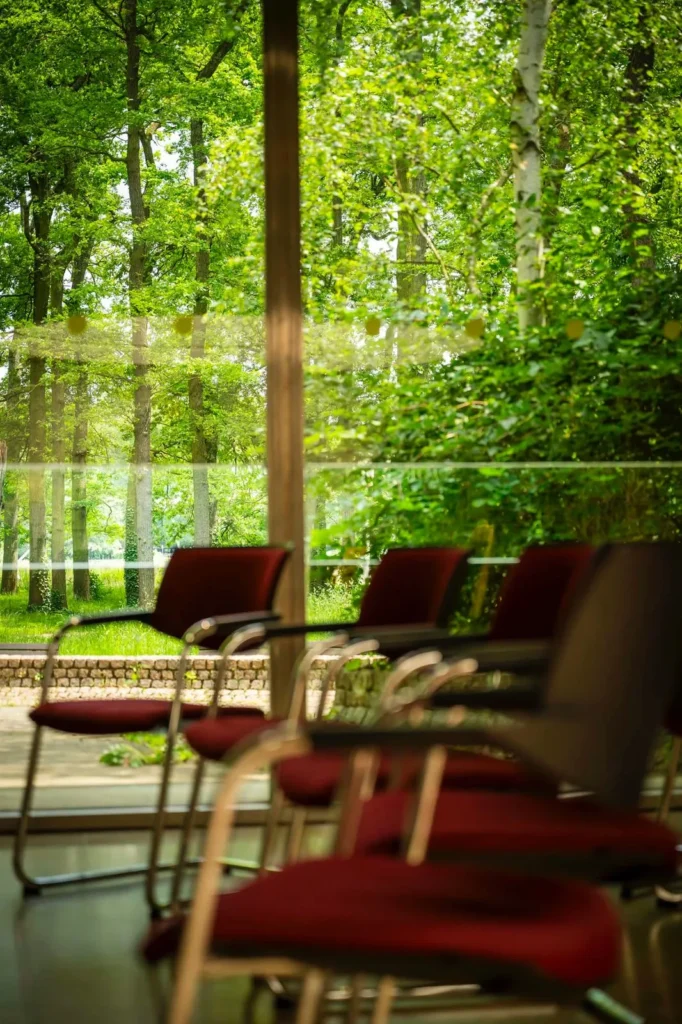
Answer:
[2,828,682,1024]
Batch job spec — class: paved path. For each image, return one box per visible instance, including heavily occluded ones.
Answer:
[0,707,269,810]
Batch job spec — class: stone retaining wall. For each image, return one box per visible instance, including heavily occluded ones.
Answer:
[0,653,331,713]
[0,652,394,718]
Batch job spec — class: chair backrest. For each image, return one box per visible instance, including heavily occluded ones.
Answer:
[498,543,682,808]
[356,547,469,630]
[488,542,596,641]
[150,546,290,649]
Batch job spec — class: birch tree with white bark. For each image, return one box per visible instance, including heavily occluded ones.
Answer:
[511,0,552,332]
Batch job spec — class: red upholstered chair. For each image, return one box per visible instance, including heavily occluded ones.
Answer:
[343,545,682,896]
[166,548,470,896]
[159,544,682,1024]
[144,544,681,1024]
[485,541,595,641]
[165,733,628,1024]
[13,545,289,907]
[180,547,471,762]
[272,542,597,813]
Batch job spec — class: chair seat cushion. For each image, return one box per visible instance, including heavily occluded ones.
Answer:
[184,715,283,761]
[275,751,553,808]
[30,700,172,735]
[207,857,621,989]
[30,700,267,736]
[354,790,678,880]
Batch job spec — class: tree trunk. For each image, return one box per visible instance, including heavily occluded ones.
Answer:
[49,269,67,607]
[124,467,138,606]
[0,441,5,505]
[511,0,552,333]
[186,22,248,548]
[190,116,212,547]
[1,348,21,594]
[27,170,52,609]
[72,363,90,600]
[395,157,427,303]
[622,4,655,292]
[389,1,427,307]
[50,361,67,608]
[27,352,47,609]
[125,0,154,606]
[70,248,92,600]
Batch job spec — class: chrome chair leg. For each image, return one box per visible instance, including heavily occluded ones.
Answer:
[285,807,307,864]
[260,786,286,873]
[296,970,327,1024]
[658,736,680,823]
[583,988,644,1024]
[169,756,206,911]
[13,724,45,894]
[371,977,396,1024]
[146,688,185,916]
[654,736,682,907]
[13,721,158,895]
[345,975,365,1024]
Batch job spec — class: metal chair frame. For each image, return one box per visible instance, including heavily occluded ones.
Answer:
[166,721,642,1024]
[12,609,275,914]
[166,627,366,909]
[653,735,682,906]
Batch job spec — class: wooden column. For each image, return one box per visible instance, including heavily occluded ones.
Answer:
[263,0,306,717]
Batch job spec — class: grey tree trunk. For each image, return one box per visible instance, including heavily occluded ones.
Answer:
[0,442,5,503]
[511,0,552,333]
[50,361,67,608]
[27,173,51,609]
[72,363,90,600]
[125,0,154,606]
[124,467,138,606]
[49,269,67,607]
[70,248,92,600]
[622,4,655,292]
[187,22,248,547]
[190,116,212,547]
[395,157,427,303]
[1,347,21,594]
[389,1,427,307]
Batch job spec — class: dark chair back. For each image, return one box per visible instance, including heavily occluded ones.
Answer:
[497,543,682,808]
[355,548,470,630]
[150,546,290,650]
[489,543,596,641]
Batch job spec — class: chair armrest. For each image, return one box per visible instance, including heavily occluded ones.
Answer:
[184,611,280,646]
[264,622,468,642]
[442,639,550,675]
[302,722,492,753]
[54,609,154,641]
[264,620,357,639]
[404,643,549,715]
[428,686,543,712]
[423,640,549,711]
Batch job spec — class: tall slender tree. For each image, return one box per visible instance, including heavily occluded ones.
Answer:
[0,347,21,594]
[50,264,67,608]
[70,245,92,599]
[189,2,250,545]
[23,170,52,608]
[511,0,552,332]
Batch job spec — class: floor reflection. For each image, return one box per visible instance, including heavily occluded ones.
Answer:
[2,831,682,1024]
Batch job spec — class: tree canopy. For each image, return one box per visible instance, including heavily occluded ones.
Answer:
[0,0,681,610]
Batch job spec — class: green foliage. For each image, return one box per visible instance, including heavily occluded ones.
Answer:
[100,731,195,769]
[1,0,682,635]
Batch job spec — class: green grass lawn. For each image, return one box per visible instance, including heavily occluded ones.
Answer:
[0,571,359,655]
